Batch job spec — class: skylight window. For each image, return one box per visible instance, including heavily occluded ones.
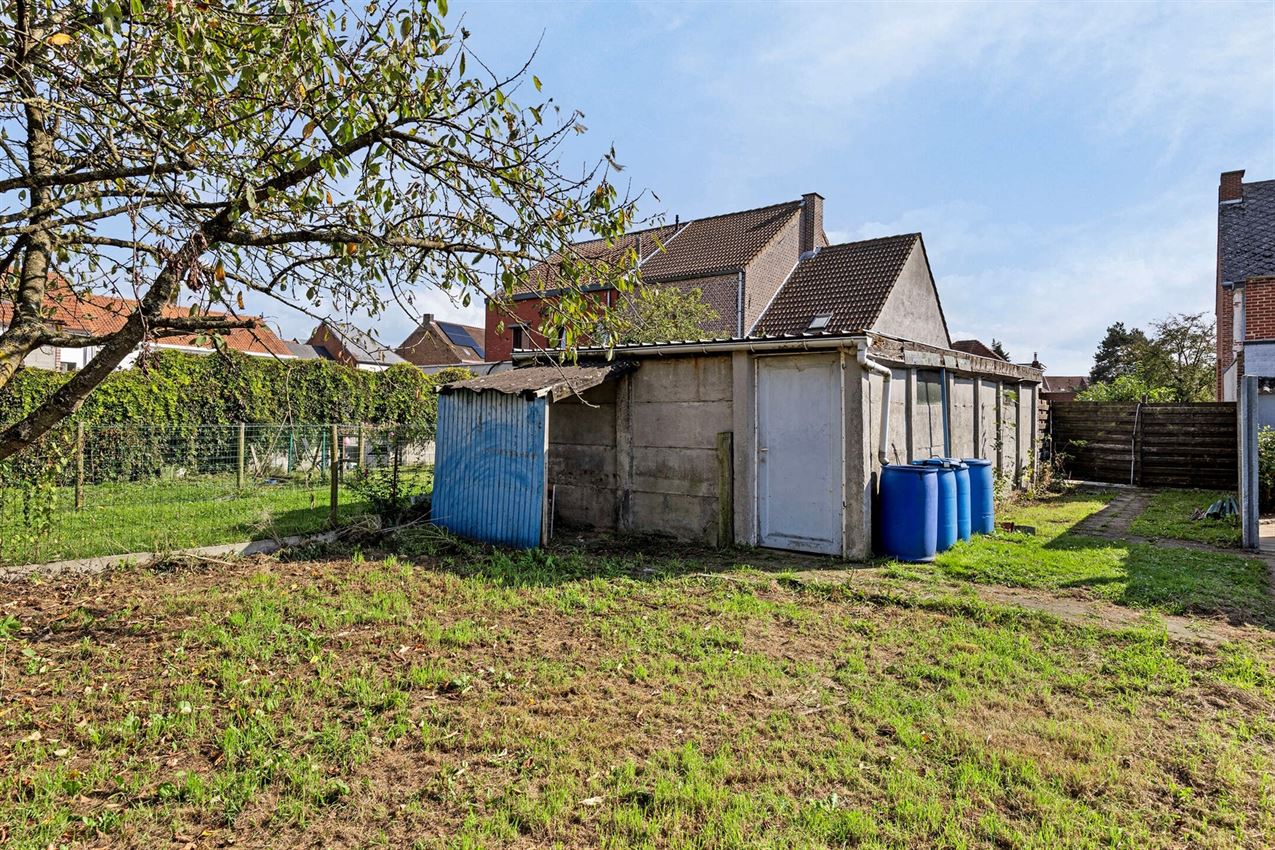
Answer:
[808,314,832,331]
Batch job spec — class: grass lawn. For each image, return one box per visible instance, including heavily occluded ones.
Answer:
[0,468,431,566]
[1130,489,1242,548]
[1,540,1273,849]
[888,488,1274,625]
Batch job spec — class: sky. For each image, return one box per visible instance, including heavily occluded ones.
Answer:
[261,0,1275,375]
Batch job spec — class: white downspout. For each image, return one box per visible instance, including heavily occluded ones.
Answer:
[857,341,893,467]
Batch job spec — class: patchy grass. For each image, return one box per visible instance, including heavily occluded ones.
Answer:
[1131,489,1242,548]
[1,539,1273,849]
[0,468,430,566]
[891,489,1274,625]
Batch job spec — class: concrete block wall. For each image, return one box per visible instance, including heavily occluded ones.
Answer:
[547,382,618,531]
[948,377,977,458]
[625,355,734,542]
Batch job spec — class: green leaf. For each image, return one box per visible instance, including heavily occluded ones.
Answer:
[532,75,541,92]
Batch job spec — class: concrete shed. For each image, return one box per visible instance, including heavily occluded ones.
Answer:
[436,332,1041,558]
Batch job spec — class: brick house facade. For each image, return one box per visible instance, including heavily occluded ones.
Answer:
[485,194,829,360]
[397,314,485,367]
[1216,170,1275,404]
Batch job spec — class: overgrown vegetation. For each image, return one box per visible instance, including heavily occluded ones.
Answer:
[1130,489,1242,548]
[1,527,1272,848]
[0,351,468,436]
[1080,312,1215,402]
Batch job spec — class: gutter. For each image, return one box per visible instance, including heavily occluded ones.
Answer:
[517,334,873,359]
[856,339,894,466]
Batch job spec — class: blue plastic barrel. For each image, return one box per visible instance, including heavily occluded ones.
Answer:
[952,462,971,541]
[916,458,971,542]
[912,461,958,551]
[879,465,938,562]
[963,459,995,534]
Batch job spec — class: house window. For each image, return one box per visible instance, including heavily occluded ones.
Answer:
[808,314,832,331]
[511,324,527,351]
[61,362,78,372]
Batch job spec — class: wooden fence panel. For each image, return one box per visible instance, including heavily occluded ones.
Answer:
[1049,402,1237,489]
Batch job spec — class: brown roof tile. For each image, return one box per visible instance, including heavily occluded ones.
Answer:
[519,201,803,294]
[1,281,293,357]
[640,201,802,280]
[950,339,1004,360]
[753,234,919,336]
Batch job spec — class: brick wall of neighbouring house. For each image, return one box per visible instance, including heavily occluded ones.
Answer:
[742,214,801,333]
[485,289,620,361]
[398,324,462,366]
[1217,170,1245,399]
[1244,278,1275,340]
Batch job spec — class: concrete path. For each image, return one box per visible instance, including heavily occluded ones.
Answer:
[1072,489,1152,538]
[785,566,1254,647]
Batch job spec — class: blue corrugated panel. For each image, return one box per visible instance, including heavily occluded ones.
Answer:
[432,391,547,548]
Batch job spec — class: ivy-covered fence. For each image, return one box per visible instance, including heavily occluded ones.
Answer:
[0,352,470,566]
[0,350,469,435]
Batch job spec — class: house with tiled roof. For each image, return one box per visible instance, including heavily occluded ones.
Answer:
[306,320,407,371]
[396,315,486,367]
[950,339,1005,360]
[1216,170,1275,406]
[486,193,954,361]
[1040,374,1089,402]
[0,282,294,372]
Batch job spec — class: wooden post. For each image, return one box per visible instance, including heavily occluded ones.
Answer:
[329,424,340,525]
[74,422,85,511]
[716,431,734,548]
[356,424,366,470]
[236,423,246,489]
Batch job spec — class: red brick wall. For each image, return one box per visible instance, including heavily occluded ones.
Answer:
[484,289,620,361]
[1244,278,1275,341]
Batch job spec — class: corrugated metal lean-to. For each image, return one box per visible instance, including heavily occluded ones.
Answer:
[431,391,548,548]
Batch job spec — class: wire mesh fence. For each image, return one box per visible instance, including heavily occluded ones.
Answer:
[0,423,434,566]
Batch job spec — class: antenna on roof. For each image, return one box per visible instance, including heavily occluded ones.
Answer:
[674,214,680,229]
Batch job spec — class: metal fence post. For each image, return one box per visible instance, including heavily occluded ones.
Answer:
[1241,376,1260,550]
[329,424,340,525]
[236,422,246,490]
[74,422,85,511]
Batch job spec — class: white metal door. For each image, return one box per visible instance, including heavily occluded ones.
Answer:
[756,354,843,555]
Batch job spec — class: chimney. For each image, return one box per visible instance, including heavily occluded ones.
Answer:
[1220,170,1245,204]
[799,192,824,256]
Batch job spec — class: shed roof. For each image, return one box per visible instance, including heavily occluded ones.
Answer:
[440,360,638,401]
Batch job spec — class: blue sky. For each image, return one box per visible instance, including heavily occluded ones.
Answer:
[274,0,1275,374]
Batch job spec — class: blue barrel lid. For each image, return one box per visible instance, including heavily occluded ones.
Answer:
[884,463,937,475]
[961,458,993,467]
[913,457,966,469]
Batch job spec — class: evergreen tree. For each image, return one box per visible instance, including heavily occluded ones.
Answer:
[1089,323,1149,384]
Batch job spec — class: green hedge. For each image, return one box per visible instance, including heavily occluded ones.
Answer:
[0,351,470,438]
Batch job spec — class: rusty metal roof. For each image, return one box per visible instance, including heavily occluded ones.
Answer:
[439,360,638,401]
